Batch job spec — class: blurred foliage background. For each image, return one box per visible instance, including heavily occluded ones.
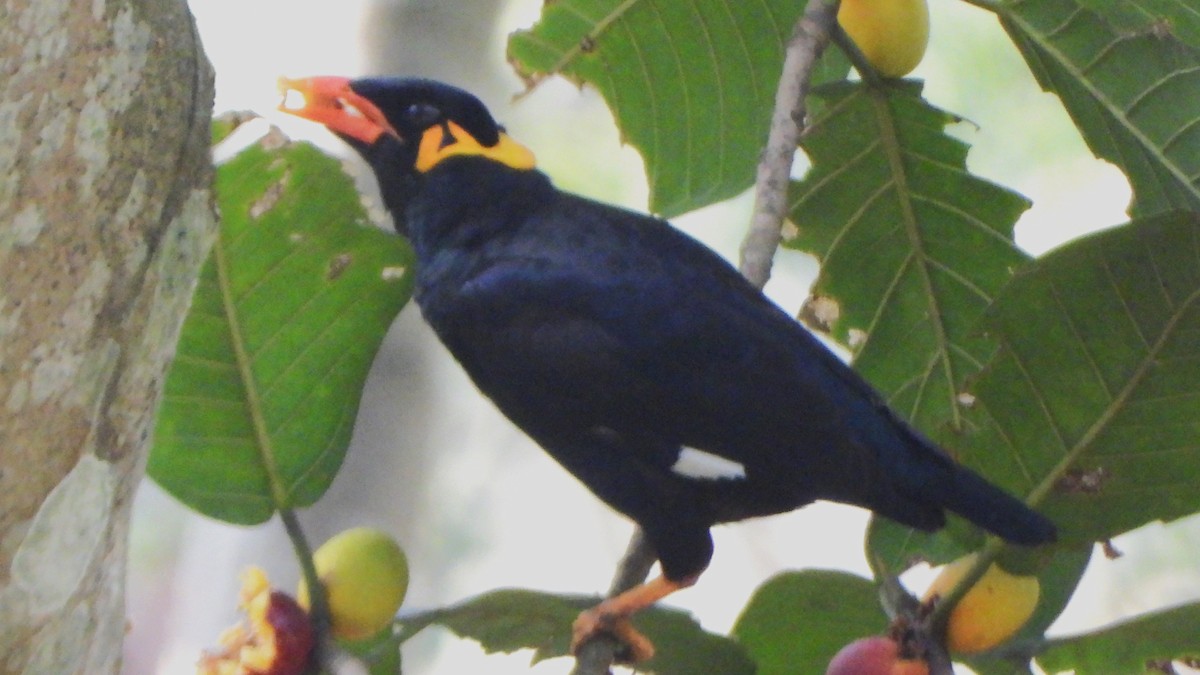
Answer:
[126,1,1198,673]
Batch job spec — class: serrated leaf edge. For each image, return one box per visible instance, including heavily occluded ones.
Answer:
[1000,2,1200,208]
[515,0,644,91]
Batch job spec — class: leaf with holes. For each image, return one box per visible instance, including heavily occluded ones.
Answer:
[1073,0,1200,50]
[508,0,850,217]
[959,212,1200,545]
[1000,0,1200,217]
[147,132,414,525]
[787,80,1030,439]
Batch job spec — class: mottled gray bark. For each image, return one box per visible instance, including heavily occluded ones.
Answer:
[0,0,214,671]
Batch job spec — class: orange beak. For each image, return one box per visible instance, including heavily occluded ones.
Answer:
[277,76,397,144]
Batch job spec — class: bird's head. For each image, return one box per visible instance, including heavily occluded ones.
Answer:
[278,77,536,232]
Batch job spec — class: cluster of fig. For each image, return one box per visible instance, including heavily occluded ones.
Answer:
[825,552,1042,674]
[198,527,409,675]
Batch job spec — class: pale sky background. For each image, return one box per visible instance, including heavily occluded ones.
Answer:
[124,2,1198,674]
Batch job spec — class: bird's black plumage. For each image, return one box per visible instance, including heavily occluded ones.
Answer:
[284,76,1055,596]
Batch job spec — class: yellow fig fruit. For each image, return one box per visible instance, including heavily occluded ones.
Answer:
[298,527,409,642]
[924,553,1040,654]
[838,0,930,77]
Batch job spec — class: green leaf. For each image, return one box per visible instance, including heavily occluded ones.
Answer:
[1073,0,1200,52]
[396,589,577,664]
[867,515,974,573]
[211,111,257,145]
[969,660,1036,675]
[1037,601,1200,673]
[508,0,849,217]
[999,0,1200,217]
[397,589,753,674]
[787,81,1030,437]
[341,630,403,675]
[731,570,885,674]
[637,601,756,675]
[962,212,1200,545]
[147,133,415,524]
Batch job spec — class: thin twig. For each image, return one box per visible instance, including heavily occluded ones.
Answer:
[877,552,954,674]
[828,22,884,88]
[571,4,841,674]
[279,508,341,672]
[927,538,1006,638]
[925,643,955,675]
[570,530,657,675]
[739,0,841,289]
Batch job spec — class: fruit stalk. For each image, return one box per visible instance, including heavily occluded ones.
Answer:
[927,538,1005,639]
[280,508,332,656]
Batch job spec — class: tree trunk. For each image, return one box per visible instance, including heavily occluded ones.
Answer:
[0,0,214,671]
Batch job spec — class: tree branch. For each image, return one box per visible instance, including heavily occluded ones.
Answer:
[739,0,840,289]
[570,529,657,675]
[571,3,840,673]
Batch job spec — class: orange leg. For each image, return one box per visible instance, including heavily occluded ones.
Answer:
[571,574,699,662]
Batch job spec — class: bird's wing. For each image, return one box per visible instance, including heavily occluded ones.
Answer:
[434,195,898,472]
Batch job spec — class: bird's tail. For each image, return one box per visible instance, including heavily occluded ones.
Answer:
[933,462,1057,546]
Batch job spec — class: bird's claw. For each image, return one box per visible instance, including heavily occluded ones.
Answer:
[571,607,656,663]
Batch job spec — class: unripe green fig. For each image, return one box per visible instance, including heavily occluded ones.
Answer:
[299,527,409,641]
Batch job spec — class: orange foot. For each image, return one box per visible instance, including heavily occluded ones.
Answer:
[571,607,655,662]
[568,574,699,663]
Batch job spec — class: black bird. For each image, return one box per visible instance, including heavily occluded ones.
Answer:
[280,77,1056,659]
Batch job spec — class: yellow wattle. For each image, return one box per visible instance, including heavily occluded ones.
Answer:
[837,0,930,77]
[416,121,537,173]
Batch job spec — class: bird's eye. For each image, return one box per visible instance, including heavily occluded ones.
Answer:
[404,103,441,128]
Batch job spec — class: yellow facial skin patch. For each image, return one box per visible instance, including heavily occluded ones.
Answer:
[415,121,537,173]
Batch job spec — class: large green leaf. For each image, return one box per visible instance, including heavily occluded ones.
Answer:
[147,132,414,524]
[872,214,1200,573]
[1075,0,1200,49]
[787,81,1030,437]
[1000,0,1200,217]
[1073,0,1200,52]
[731,570,885,674]
[961,212,1200,545]
[508,0,849,217]
[866,514,977,574]
[342,630,402,675]
[397,589,754,674]
[1036,601,1200,673]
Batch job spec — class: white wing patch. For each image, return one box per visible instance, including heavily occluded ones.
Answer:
[671,447,747,481]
